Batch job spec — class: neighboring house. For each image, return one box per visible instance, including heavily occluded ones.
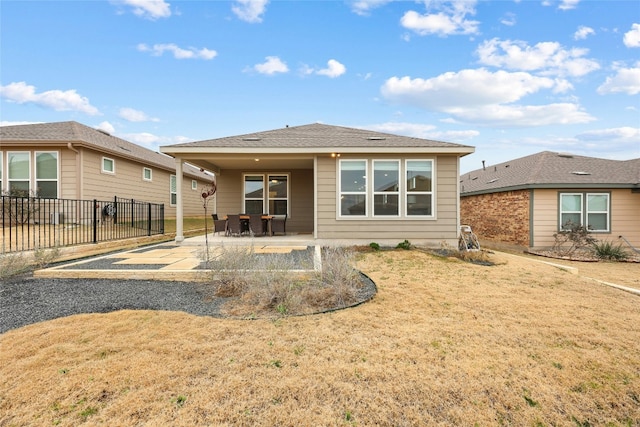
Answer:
[160,123,475,245]
[0,121,212,218]
[460,151,640,250]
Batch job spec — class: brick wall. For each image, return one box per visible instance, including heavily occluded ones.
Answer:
[460,189,531,247]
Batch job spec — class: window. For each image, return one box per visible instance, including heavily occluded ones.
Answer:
[339,160,367,216]
[268,175,288,215]
[143,167,152,181]
[406,160,433,216]
[244,175,265,214]
[559,192,610,232]
[192,180,197,190]
[373,160,399,216]
[8,152,30,194]
[170,175,177,205]
[102,157,115,174]
[35,152,58,198]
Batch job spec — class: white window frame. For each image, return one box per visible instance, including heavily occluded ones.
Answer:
[0,152,3,192]
[102,157,115,174]
[242,173,291,215]
[35,151,59,199]
[170,175,177,206]
[405,159,435,218]
[7,151,30,194]
[143,167,152,181]
[191,180,198,190]
[372,160,400,217]
[338,159,368,218]
[559,192,610,232]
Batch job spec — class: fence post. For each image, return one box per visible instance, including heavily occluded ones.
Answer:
[147,203,152,236]
[93,199,98,243]
[160,204,165,234]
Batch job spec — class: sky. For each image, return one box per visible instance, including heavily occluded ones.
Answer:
[1,0,639,173]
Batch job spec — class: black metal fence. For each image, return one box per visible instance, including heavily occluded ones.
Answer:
[1,196,164,253]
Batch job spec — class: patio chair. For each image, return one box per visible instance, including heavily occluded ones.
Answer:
[226,214,244,237]
[212,214,228,236]
[248,214,266,236]
[271,213,287,235]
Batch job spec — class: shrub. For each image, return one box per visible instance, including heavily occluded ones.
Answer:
[396,240,411,250]
[592,240,628,261]
[369,242,380,251]
[552,221,597,257]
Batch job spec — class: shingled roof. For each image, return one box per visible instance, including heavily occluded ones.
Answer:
[0,121,208,179]
[461,151,640,196]
[165,123,474,153]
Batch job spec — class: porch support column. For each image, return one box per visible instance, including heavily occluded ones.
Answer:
[175,157,184,243]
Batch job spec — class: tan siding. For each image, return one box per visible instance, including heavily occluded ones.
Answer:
[612,189,640,248]
[316,155,461,245]
[214,169,314,234]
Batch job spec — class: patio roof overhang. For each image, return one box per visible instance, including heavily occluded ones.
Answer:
[161,146,475,175]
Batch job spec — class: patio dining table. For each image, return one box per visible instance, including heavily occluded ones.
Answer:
[225,215,274,236]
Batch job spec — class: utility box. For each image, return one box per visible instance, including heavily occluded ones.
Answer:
[50,212,64,224]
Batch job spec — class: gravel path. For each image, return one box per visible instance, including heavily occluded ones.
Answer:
[0,275,229,334]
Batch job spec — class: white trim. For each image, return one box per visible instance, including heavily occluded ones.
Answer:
[191,179,198,190]
[7,151,31,194]
[143,167,152,181]
[102,156,115,174]
[404,159,435,219]
[338,159,368,218]
[35,150,59,199]
[372,159,400,217]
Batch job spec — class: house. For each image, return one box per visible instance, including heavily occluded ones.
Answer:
[0,121,212,217]
[160,123,475,245]
[460,151,640,250]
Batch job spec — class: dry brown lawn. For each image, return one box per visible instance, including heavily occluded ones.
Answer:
[1,250,639,426]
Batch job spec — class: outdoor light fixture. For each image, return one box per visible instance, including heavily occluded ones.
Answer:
[331,153,341,158]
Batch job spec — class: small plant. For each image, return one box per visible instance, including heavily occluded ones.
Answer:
[79,406,98,419]
[396,239,411,250]
[592,240,628,261]
[172,395,187,407]
[269,360,282,368]
[369,242,380,251]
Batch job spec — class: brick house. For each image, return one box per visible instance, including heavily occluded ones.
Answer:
[460,151,640,250]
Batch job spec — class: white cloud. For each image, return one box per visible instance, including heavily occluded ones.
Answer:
[349,0,392,16]
[114,0,171,20]
[0,120,42,127]
[137,43,217,60]
[574,25,595,40]
[252,56,289,75]
[476,38,600,77]
[96,121,115,134]
[500,12,516,27]
[232,0,268,23]
[597,63,640,95]
[623,23,640,48]
[123,132,161,148]
[0,81,100,115]
[380,69,595,126]
[576,127,640,147]
[400,0,480,36]
[316,59,347,78]
[558,0,580,10]
[119,107,160,122]
[365,121,479,142]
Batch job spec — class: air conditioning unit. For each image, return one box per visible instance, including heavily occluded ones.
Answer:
[50,212,64,224]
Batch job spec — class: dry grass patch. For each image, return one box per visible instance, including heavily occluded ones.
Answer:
[1,250,639,426]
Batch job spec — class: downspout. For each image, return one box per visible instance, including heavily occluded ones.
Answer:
[67,143,81,199]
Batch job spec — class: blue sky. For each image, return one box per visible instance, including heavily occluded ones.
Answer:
[1,0,639,173]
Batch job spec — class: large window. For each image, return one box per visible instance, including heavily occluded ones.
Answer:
[243,174,289,215]
[8,152,30,194]
[339,160,367,216]
[0,152,3,191]
[406,160,433,216]
[559,192,610,232]
[35,152,58,198]
[170,175,177,205]
[373,160,399,216]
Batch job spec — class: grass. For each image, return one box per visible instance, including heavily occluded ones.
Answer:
[1,250,639,426]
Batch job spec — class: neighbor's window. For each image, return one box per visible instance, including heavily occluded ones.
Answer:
[406,160,433,216]
[170,175,177,205]
[143,167,152,181]
[102,157,115,174]
[268,174,288,215]
[559,192,610,232]
[8,152,30,194]
[35,152,58,198]
[192,180,197,190]
[339,160,367,216]
[373,160,399,216]
[244,175,264,214]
